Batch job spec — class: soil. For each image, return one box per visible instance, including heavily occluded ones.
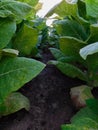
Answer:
[0,49,85,130]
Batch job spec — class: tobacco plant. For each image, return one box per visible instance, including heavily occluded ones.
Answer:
[0,0,45,116]
[47,0,98,89]
[44,0,98,129]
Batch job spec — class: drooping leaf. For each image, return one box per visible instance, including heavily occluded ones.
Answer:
[53,19,88,41]
[49,48,65,60]
[0,0,32,19]
[0,92,30,116]
[45,0,78,18]
[0,57,45,103]
[80,42,98,60]
[49,48,77,63]
[13,23,38,56]
[0,18,16,49]
[48,60,87,81]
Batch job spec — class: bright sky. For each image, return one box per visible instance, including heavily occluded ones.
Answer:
[37,0,62,17]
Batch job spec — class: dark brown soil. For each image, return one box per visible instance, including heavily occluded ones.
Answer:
[0,50,84,130]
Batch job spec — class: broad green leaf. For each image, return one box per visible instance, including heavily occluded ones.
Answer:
[0,92,30,116]
[2,48,19,57]
[54,19,88,41]
[48,60,87,81]
[13,24,38,56]
[49,48,77,62]
[71,107,98,123]
[80,42,98,60]
[0,1,32,19]
[85,0,98,18]
[86,98,98,115]
[45,0,78,18]
[59,37,85,61]
[0,18,16,49]
[72,117,98,129]
[16,0,39,17]
[0,57,45,103]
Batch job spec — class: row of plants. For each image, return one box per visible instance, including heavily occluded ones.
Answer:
[0,0,98,129]
[0,0,46,116]
[44,0,98,129]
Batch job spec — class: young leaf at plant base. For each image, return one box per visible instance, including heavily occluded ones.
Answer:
[0,92,30,116]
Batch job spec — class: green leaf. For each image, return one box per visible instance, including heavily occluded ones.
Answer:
[85,0,98,18]
[80,42,98,60]
[54,19,88,41]
[0,92,30,116]
[0,57,45,103]
[0,18,16,49]
[73,117,98,129]
[49,48,77,63]
[45,0,78,18]
[86,98,98,115]
[13,23,38,56]
[0,0,32,19]
[61,124,86,130]
[16,0,39,17]
[71,107,98,123]
[59,37,85,61]
[2,48,19,57]
[48,60,87,81]
[77,0,86,19]
[49,48,65,60]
